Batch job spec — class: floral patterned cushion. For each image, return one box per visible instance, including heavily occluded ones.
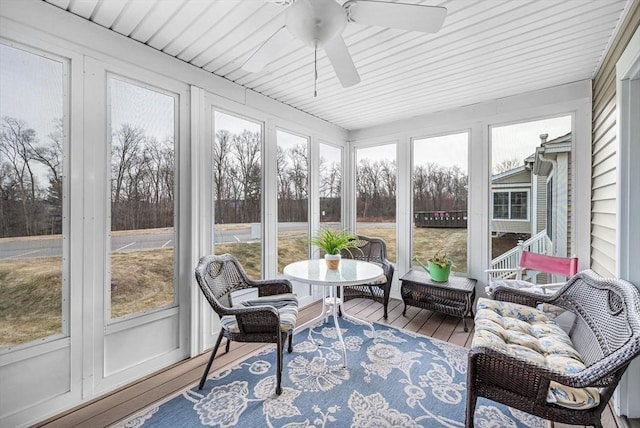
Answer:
[220,293,298,333]
[472,298,599,410]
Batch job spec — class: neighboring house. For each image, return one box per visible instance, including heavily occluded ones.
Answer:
[491,133,572,258]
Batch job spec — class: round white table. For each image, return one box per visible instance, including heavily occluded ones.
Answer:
[283,258,385,366]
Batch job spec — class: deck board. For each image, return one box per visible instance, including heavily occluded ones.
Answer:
[36,298,623,428]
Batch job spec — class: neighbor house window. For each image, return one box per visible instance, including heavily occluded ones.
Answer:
[492,190,528,220]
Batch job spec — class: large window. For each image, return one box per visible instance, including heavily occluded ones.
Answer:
[109,77,176,320]
[0,44,67,348]
[319,142,341,228]
[490,116,571,261]
[412,132,469,273]
[277,130,309,274]
[492,190,529,220]
[355,143,396,262]
[212,111,263,279]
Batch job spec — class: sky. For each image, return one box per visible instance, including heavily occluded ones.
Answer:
[111,78,174,142]
[355,116,572,175]
[491,116,572,173]
[0,44,63,141]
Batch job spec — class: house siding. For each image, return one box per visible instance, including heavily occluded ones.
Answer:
[535,175,547,234]
[566,154,573,256]
[591,0,640,276]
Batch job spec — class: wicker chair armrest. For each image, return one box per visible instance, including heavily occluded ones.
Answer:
[381,259,394,281]
[218,303,279,318]
[491,286,557,308]
[247,278,294,297]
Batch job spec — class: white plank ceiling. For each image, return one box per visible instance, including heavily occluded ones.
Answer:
[43,0,630,131]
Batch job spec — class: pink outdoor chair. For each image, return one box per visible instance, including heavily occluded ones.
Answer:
[486,251,578,296]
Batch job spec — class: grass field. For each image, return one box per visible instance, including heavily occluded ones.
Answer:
[1,225,513,348]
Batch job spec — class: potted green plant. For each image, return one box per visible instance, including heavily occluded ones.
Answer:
[309,228,362,269]
[413,249,454,282]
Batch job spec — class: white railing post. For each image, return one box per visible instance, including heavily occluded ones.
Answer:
[490,229,549,278]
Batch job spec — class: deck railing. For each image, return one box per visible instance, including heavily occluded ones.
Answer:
[414,210,467,228]
[490,229,548,278]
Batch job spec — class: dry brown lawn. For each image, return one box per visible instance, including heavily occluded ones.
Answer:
[1,226,513,348]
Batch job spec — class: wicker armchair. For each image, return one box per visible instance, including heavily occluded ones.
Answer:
[466,270,640,428]
[339,235,394,319]
[195,254,298,395]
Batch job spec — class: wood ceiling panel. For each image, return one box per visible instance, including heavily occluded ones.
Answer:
[68,0,99,19]
[271,1,618,105]
[146,0,212,51]
[162,0,236,57]
[243,1,559,98]
[43,0,630,131]
[129,0,184,44]
[46,0,71,9]
[188,2,269,68]
[92,0,128,28]
[288,21,615,111]
[110,0,156,37]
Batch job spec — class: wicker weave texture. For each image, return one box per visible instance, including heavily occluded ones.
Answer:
[339,235,394,319]
[194,254,297,395]
[466,269,640,428]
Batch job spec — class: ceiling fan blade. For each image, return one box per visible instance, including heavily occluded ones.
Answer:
[345,0,446,33]
[324,36,360,88]
[242,26,294,72]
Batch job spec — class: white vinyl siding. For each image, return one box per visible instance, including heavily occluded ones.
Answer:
[591,0,640,277]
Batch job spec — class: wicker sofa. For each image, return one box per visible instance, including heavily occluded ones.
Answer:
[466,269,640,428]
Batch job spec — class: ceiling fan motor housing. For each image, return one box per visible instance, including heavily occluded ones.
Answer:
[285,0,347,48]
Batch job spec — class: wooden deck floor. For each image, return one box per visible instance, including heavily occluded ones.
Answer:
[36,298,624,428]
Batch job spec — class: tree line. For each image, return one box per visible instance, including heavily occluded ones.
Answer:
[0,117,63,237]
[214,130,468,223]
[0,117,175,238]
[1,116,468,238]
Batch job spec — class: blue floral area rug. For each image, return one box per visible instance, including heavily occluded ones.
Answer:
[118,317,546,428]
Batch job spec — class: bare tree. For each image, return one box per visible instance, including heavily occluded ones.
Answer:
[232,130,261,222]
[0,117,39,235]
[494,158,522,174]
[111,124,144,226]
[214,129,232,222]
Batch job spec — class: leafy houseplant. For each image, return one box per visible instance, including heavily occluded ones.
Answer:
[413,249,454,282]
[310,228,362,269]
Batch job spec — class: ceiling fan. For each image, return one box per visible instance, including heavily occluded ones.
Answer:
[242,0,447,90]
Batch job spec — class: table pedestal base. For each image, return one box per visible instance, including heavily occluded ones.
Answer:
[295,286,375,367]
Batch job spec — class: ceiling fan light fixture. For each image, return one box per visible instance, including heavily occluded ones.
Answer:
[285,0,347,47]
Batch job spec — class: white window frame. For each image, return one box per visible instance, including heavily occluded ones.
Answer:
[0,41,71,352]
[491,188,530,221]
[105,73,180,323]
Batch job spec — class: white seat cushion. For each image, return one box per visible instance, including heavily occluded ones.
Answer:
[220,293,298,333]
[472,298,599,410]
